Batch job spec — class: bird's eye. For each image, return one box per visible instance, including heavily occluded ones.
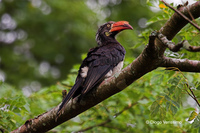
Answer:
[107,24,110,27]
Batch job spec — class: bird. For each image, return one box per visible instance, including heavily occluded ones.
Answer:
[57,21,133,115]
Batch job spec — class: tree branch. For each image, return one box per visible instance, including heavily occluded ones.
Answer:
[11,1,200,133]
[186,84,200,107]
[161,57,200,72]
[161,0,200,31]
[159,1,200,40]
[157,32,200,52]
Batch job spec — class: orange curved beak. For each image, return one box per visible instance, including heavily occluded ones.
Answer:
[109,21,133,32]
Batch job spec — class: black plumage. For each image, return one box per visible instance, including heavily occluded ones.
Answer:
[57,21,133,115]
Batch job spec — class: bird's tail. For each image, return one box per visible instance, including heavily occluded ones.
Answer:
[57,93,73,116]
[56,79,82,116]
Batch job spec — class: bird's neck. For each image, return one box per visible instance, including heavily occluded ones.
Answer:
[96,35,119,46]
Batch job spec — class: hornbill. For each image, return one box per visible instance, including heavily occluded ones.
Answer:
[57,21,133,115]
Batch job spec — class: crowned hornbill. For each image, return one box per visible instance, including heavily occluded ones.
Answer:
[57,21,133,115]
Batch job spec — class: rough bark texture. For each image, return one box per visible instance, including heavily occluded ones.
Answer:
[161,57,200,72]
[12,1,200,133]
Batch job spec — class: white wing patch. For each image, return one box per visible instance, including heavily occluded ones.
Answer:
[105,61,124,78]
[113,61,123,74]
[105,70,113,77]
[80,66,89,78]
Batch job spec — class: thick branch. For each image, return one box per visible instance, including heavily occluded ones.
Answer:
[12,1,200,133]
[159,1,200,40]
[161,56,200,72]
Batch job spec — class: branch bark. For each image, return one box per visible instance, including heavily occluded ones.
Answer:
[161,57,200,72]
[12,1,200,133]
[157,32,200,52]
[161,0,200,31]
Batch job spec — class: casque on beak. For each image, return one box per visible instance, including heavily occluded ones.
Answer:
[109,21,133,32]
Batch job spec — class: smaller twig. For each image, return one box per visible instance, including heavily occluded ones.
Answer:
[188,86,200,107]
[179,1,196,23]
[184,87,195,99]
[183,83,200,107]
[185,6,196,23]
[161,0,200,31]
[184,44,200,52]
[164,67,180,71]
[156,32,200,52]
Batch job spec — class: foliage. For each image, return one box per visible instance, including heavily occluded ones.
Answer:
[0,0,200,133]
[1,65,200,132]
[0,82,29,132]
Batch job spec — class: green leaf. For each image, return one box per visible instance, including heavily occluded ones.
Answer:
[166,101,170,111]
[167,85,175,94]
[160,107,166,120]
[164,95,171,102]
[166,100,178,115]
[193,117,200,128]
[170,104,178,115]
[150,74,164,85]
[197,85,200,90]
[168,76,181,86]
[188,111,198,121]
[150,101,160,117]
[174,86,182,100]
[146,14,169,26]
[156,96,165,105]
[193,90,200,98]
[164,94,180,108]
[171,100,180,108]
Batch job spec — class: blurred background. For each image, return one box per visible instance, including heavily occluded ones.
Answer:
[0,0,154,92]
[0,0,196,92]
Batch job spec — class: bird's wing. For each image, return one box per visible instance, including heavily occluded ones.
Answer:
[81,64,112,94]
[81,44,125,95]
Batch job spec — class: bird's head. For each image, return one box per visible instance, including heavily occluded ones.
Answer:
[96,21,133,46]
